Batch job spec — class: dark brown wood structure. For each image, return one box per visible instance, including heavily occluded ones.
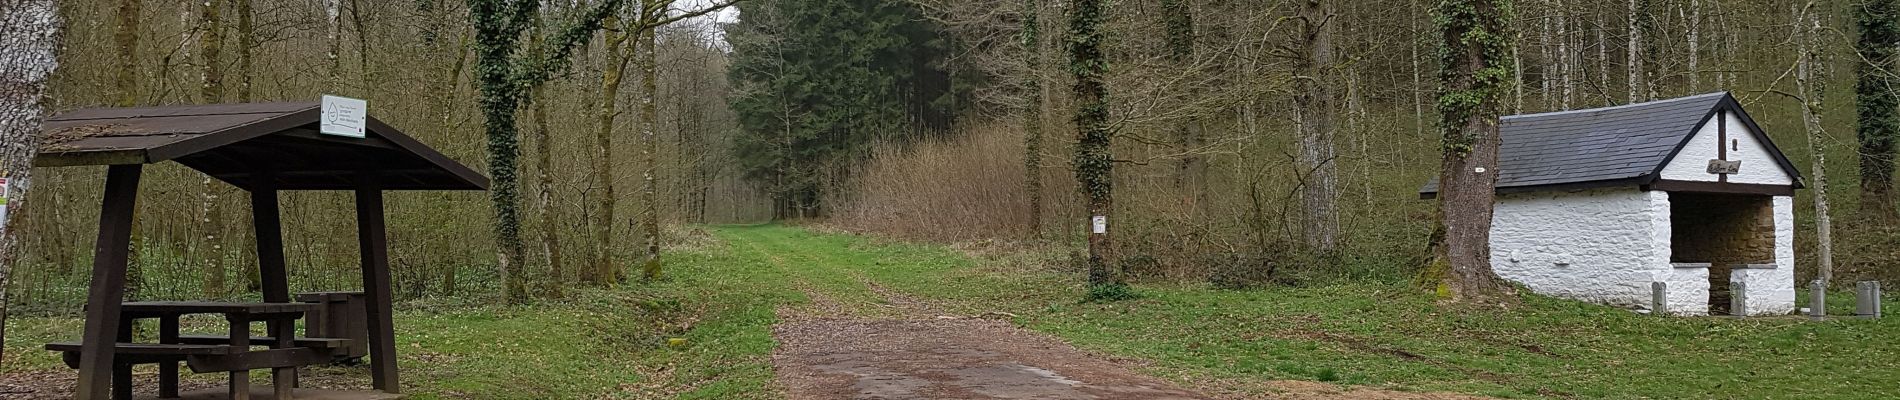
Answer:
[35,102,487,400]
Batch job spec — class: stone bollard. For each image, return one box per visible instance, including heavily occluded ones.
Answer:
[1810,280,1827,320]
[1857,281,1883,319]
[1730,280,1749,317]
[1652,281,1668,316]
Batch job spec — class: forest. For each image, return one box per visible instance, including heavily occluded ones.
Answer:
[0,0,1898,398]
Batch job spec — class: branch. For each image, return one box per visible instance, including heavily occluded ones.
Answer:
[640,0,743,30]
[513,0,629,91]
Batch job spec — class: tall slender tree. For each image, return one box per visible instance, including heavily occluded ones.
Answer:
[1857,0,1900,220]
[1428,0,1516,302]
[0,0,60,363]
[1796,1,1837,284]
[1022,0,1045,237]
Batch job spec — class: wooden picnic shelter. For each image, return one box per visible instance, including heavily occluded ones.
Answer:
[35,102,488,399]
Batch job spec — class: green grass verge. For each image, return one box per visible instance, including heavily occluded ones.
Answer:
[6,224,1897,399]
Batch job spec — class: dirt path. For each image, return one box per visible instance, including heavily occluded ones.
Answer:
[722,226,1495,400]
[773,317,1209,400]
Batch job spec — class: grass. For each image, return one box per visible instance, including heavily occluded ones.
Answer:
[7,223,1899,399]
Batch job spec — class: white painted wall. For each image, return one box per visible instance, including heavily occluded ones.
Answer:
[1659,111,1796,185]
[1491,188,1672,309]
[1667,264,1711,315]
[1729,196,1797,315]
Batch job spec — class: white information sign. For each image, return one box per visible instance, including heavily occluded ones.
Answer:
[1091,215,1107,234]
[320,95,368,138]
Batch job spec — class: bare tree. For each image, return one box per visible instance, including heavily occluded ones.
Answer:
[0,0,60,362]
[1296,0,1338,251]
[1793,1,1836,284]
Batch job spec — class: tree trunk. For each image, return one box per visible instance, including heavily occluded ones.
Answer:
[637,1,664,281]
[1627,0,1644,103]
[198,0,226,298]
[0,0,59,363]
[1687,0,1700,93]
[1022,0,1044,237]
[471,0,525,302]
[528,13,564,294]
[327,0,343,90]
[1069,0,1118,290]
[592,13,632,285]
[1857,0,1899,220]
[1297,0,1338,252]
[1797,3,1836,284]
[1428,0,1514,303]
[235,0,253,102]
[114,0,141,107]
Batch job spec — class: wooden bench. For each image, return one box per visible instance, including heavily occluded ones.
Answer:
[175,335,352,349]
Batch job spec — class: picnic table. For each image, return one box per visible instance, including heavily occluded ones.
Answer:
[46,301,352,400]
[34,102,490,399]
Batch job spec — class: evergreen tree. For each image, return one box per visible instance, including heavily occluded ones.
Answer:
[727,0,959,218]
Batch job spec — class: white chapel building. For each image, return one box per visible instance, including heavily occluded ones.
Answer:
[1423,92,1803,316]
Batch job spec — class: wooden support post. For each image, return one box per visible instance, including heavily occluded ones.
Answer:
[114,321,132,400]
[159,315,180,398]
[272,316,296,399]
[355,189,400,393]
[1651,281,1668,316]
[251,187,295,394]
[227,314,251,400]
[76,165,141,400]
[1809,280,1826,320]
[253,188,289,303]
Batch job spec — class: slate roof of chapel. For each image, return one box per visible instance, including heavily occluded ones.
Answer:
[1420,91,1801,194]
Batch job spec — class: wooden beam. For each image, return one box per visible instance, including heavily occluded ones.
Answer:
[355,188,400,393]
[1644,180,1797,196]
[75,164,140,400]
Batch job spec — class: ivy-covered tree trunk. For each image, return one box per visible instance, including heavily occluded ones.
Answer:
[1022,0,1045,237]
[469,0,531,302]
[1857,0,1900,221]
[1069,0,1118,291]
[0,0,59,363]
[1428,0,1514,303]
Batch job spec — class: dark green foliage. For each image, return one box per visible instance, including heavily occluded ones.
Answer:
[1160,0,1194,63]
[726,0,962,218]
[1859,0,1900,218]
